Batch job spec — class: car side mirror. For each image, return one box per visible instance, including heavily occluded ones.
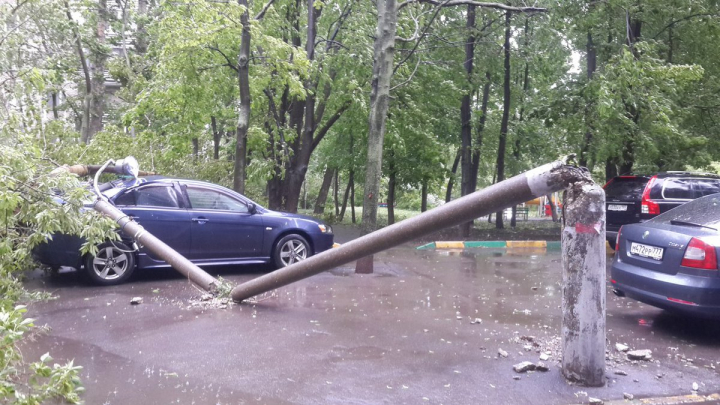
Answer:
[248,203,257,214]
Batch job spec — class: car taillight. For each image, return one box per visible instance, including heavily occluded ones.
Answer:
[641,176,659,215]
[681,237,718,270]
[615,226,623,251]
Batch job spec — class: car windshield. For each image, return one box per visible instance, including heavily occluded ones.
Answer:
[604,177,648,200]
[649,193,720,227]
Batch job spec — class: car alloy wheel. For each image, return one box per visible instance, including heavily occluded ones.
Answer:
[85,242,136,285]
[274,234,310,268]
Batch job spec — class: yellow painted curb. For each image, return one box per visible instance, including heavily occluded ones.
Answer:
[435,241,466,249]
[506,240,547,248]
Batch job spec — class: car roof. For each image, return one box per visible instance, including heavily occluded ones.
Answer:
[654,172,720,179]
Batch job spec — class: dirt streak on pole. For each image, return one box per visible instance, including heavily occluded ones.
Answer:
[93,200,219,292]
[231,161,586,302]
[561,179,606,386]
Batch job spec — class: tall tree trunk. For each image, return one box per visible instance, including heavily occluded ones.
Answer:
[135,0,149,55]
[421,180,428,212]
[445,149,461,203]
[284,0,320,212]
[211,116,221,159]
[340,172,352,221]
[64,1,92,143]
[605,158,618,182]
[470,72,491,192]
[233,0,252,194]
[88,0,108,141]
[350,172,356,224]
[334,170,340,216]
[51,92,59,119]
[356,0,397,274]
[579,31,596,168]
[314,166,335,214]
[192,138,199,158]
[459,5,476,238]
[495,11,512,230]
[387,149,396,225]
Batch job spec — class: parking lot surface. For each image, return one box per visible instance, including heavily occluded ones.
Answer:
[23,240,720,404]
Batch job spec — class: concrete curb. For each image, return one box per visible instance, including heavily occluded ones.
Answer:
[417,240,561,250]
[598,393,720,405]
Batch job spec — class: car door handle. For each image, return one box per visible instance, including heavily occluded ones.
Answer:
[192,217,209,223]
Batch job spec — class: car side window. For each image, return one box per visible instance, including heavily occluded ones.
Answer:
[117,185,180,208]
[661,178,695,200]
[692,179,720,198]
[186,187,248,213]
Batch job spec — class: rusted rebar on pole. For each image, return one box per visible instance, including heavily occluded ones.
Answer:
[231,161,587,302]
[561,180,606,386]
[94,200,219,291]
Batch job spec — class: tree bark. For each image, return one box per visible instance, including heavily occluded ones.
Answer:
[494,11,512,230]
[340,171,352,221]
[356,0,397,274]
[314,166,335,214]
[470,72,490,192]
[421,180,428,212]
[387,149,396,225]
[233,0,252,194]
[211,116,221,159]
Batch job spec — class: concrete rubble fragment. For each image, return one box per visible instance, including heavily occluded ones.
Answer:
[588,397,603,405]
[614,370,627,376]
[498,348,509,358]
[539,353,550,361]
[615,343,629,352]
[693,382,699,391]
[626,349,652,361]
[130,297,142,305]
[623,393,634,400]
[535,362,549,372]
[513,361,536,373]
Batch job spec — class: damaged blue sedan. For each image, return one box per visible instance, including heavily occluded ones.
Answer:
[35,177,335,285]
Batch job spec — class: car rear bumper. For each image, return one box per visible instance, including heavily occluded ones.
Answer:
[611,260,720,318]
[33,234,84,269]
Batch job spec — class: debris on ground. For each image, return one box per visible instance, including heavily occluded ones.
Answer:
[623,393,634,400]
[200,293,213,301]
[535,362,549,372]
[614,370,627,376]
[588,397,603,405]
[693,382,699,391]
[498,348,508,358]
[539,353,550,361]
[513,361,536,373]
[627,349,652,361]
[615,343,629,352]
[470,318,482,324]
[130,297,142,305]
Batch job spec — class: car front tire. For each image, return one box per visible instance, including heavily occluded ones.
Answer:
[84,241,136,286]
[273,234,310,268]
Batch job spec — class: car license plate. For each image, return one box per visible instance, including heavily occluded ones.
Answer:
[607,204,628,211]
[630,242,664,261]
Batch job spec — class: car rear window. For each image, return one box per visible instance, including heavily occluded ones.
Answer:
[604,177,648,200]
[650,193,720,226]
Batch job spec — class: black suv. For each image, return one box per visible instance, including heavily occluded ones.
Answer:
[604,172,720,248]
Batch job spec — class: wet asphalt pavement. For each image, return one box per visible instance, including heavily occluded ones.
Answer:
[22,228,720,404]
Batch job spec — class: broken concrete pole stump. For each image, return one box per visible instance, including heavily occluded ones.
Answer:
[561,180,606,386]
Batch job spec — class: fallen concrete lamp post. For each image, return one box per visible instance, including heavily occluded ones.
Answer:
[231,160,606,387]
[65,157,219,292]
